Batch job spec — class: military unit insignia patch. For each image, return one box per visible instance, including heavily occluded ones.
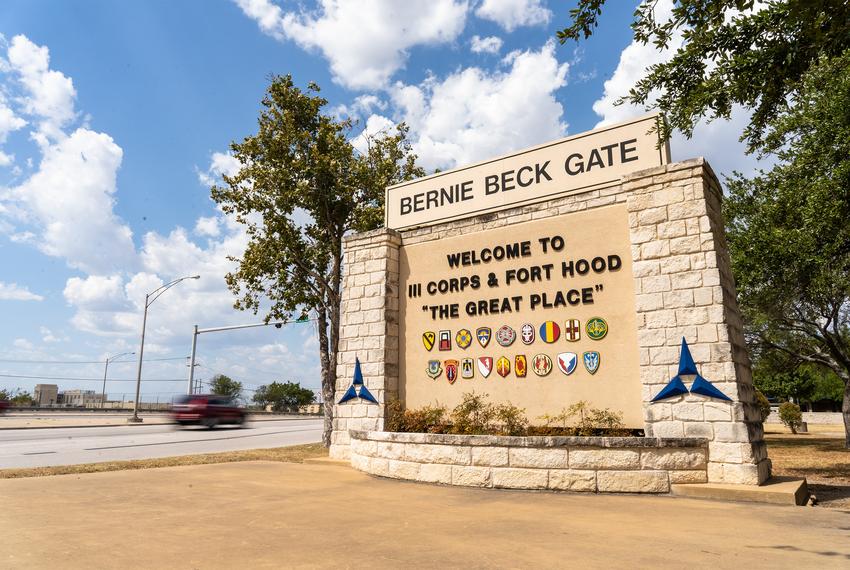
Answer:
[461,358,474,379]
[476,327,491,348]
[585,317,608,341]
[515,355,527,378]
[445,359,459,384]
[557,352,578,375]
[422,331,436,351]
[539,320,561,343]
[456,329,472,349]
[583,351,600,374]
[478,356,493,378]
[439,330,452,351]
[520,323,535,345]
[427,360,442,379]
[531,353,552,376]
[496,356,511,377]
[564,319,581,342]
[496,325,516,347]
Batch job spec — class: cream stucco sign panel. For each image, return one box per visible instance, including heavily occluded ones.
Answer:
[399,205,644,426]
[386,114,669,230]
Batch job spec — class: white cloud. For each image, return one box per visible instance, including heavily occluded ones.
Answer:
[197,151,240,187]
[386,41,569,172]
[349,114,396,155]
[194,216,221,237]
[470,35,503,54]
[7,34,76,144]
[475,0,552,32]
[40,326,67,343]
[0,281,43,301]
[8,128,136,273]
[0,150,13,167]
[591,0,762,178]
[235,0,469,90]
[12,338,33,350]
[64,275,127,310]
[0,94,27,144]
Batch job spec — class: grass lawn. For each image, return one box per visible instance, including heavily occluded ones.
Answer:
[765,427,849,510]
[0,443,327,479]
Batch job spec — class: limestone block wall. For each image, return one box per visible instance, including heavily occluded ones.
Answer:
[331,159,770,486]
[350,431,708,493]
[329,229,401,459]
[623,160,769,485]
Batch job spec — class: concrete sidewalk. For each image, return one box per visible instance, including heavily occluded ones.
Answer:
[2,461,848,569]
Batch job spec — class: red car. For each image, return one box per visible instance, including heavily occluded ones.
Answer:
[171,395,245,428]
[0,399,9,414]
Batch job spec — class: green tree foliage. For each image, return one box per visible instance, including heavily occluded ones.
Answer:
[778,402,804,434]
[209,374,243,399]
[559,2,850,447]
[9,390,34,406]
[725,52,850,447]
[558,0,850,151]
[252,381,316,411]
[212,75,424,445]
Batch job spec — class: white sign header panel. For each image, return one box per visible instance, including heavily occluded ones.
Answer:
[386,114,669,230]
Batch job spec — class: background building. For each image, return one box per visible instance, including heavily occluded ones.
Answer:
[33,384,58,406]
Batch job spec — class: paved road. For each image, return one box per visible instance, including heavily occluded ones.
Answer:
[0,418,323,469]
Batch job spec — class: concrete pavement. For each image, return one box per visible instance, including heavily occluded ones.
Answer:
[1,460,848,569]
[0,419,323,468]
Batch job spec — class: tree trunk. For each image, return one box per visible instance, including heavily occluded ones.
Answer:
[316,305,334,447]
[843,378,850,449]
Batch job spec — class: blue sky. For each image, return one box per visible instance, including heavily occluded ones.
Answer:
[0,0,757,402]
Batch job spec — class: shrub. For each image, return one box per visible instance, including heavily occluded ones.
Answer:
[449,392,494,435]
[492,403,529,436]
[778,401,803,434]
[386,399,448,433]
[754,390,772,423]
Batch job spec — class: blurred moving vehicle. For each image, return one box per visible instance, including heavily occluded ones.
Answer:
[0,399,9,414]
[171,394,245,428]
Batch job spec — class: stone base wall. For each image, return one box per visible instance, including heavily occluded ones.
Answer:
[350,430,708,493]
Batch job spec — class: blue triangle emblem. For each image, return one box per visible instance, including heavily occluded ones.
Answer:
[651,376,690,402]
[358,384,378,404]
[689,375,731,401]
[352,358,364,385]
[337,356,377,405]
[337,384,358,404]
[677,337,698,375]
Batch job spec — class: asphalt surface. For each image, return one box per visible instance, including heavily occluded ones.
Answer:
[0,418,323,468]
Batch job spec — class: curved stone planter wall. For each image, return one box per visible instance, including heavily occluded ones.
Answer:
[350,430,708,494]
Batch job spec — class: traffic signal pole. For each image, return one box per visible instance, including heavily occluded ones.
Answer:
[186,317,311,395]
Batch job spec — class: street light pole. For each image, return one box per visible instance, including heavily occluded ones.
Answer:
[129,275,200,423]
[101,351,134,408]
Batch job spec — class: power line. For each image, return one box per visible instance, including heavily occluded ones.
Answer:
[0,356,187,365]
[0,373,188,382]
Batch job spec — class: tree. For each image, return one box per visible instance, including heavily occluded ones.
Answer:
[724,52,850,447]
[253,381,316,411]
[558,1,850,449]
[212,74,424,446]
[558,1,850,151]
[10,390,34,406]
[209,374,243,399]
